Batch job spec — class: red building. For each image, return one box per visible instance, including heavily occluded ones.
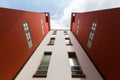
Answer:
[71,8,120,80]
[0,7,50,80]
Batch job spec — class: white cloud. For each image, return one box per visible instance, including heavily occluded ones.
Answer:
[51,19,68,29]
[51,0,120,29]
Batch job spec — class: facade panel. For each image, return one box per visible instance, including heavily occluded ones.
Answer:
[0,8,50,80]
[71,8,120,80]
[15,30,102,80]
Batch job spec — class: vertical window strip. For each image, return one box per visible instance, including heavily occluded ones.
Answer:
[87,22,97,49]
[76,19,80,35]
[22,22,33,49]
[68,52,86,78]
[72,13,75,22]
[40,19,44,34]
[33,52,52,78]
[45,13,49,22]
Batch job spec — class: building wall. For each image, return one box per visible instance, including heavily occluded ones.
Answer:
[71,8,120,80]
[0,8,50,80]
[15,30,102,80]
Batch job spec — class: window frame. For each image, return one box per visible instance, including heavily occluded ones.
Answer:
[64,31,68,35]
[47,38,55,45]
[65,38,73,46]
[52,31,57,35]
[87,22,97,49]
[33,52,52,78]
[22,22,33,49]
[68,52,86,78]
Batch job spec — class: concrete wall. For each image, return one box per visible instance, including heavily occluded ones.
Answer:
[71,8,120,80]
[15,30,102,80]
[0,8,50,80]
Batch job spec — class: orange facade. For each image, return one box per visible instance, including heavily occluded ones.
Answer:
[0,8,50,80]
[71,8,120,80]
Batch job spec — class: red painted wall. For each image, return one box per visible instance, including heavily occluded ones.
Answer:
[71,8,120,80]
[0,8,50,80]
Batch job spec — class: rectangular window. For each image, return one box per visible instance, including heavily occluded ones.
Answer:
[65,38,73,46]
[64,31,68,35]
[52,31,57,35]
[68,52,86,78]
[45,13,49,22]
[22,22,33,49]
[33,52,52,78]
[47,38,55,45]
[87,22,97,49]
[72,13,75,22]
[76,19,80,35]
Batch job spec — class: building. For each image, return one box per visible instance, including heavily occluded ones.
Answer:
[0,7,50,80]
[71,8,120,80]
[0,7,120,80]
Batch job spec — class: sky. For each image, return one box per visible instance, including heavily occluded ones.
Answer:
[0,0,120,29]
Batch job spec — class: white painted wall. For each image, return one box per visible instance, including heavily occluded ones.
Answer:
[15,30,103,80]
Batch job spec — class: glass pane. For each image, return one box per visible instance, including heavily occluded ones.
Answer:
[69,58,78,66]
[33,52,51,78]
[52,31,57,35]
[68,52,86,78]
[71,66,81,71]
[50,39,54,44]
[65,39,70,44]
[41,55,51,65]
[38,65,48,71]
[72,71,83,75]
[36,71,47,75]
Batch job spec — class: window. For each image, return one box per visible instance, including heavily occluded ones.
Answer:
[72,13,75,22]
[76,19,80,35]
[87,22,97,49]
[65,38,72,46]
[22,22,33,49]
[68,52,86,78]
[47,38,55,45]
[33,52,52,77]
[52,31,57,35]
[40,19,44,34]
[64,31,68,35]
[45,13,49,22]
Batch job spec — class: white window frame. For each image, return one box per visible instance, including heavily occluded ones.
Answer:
[23,22,33,49]
[87,22,97,49]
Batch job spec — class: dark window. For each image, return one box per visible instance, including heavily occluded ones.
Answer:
[52,31,57,35]
[47,38,55,45]
[45,13,49,22]
[33,52,52,78]
[68,52,86,78]
[64,31,68,35]
[72,13,75,23]
[65,38,72,46]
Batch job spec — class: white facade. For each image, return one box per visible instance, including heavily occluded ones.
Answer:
[15,30,103,80]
